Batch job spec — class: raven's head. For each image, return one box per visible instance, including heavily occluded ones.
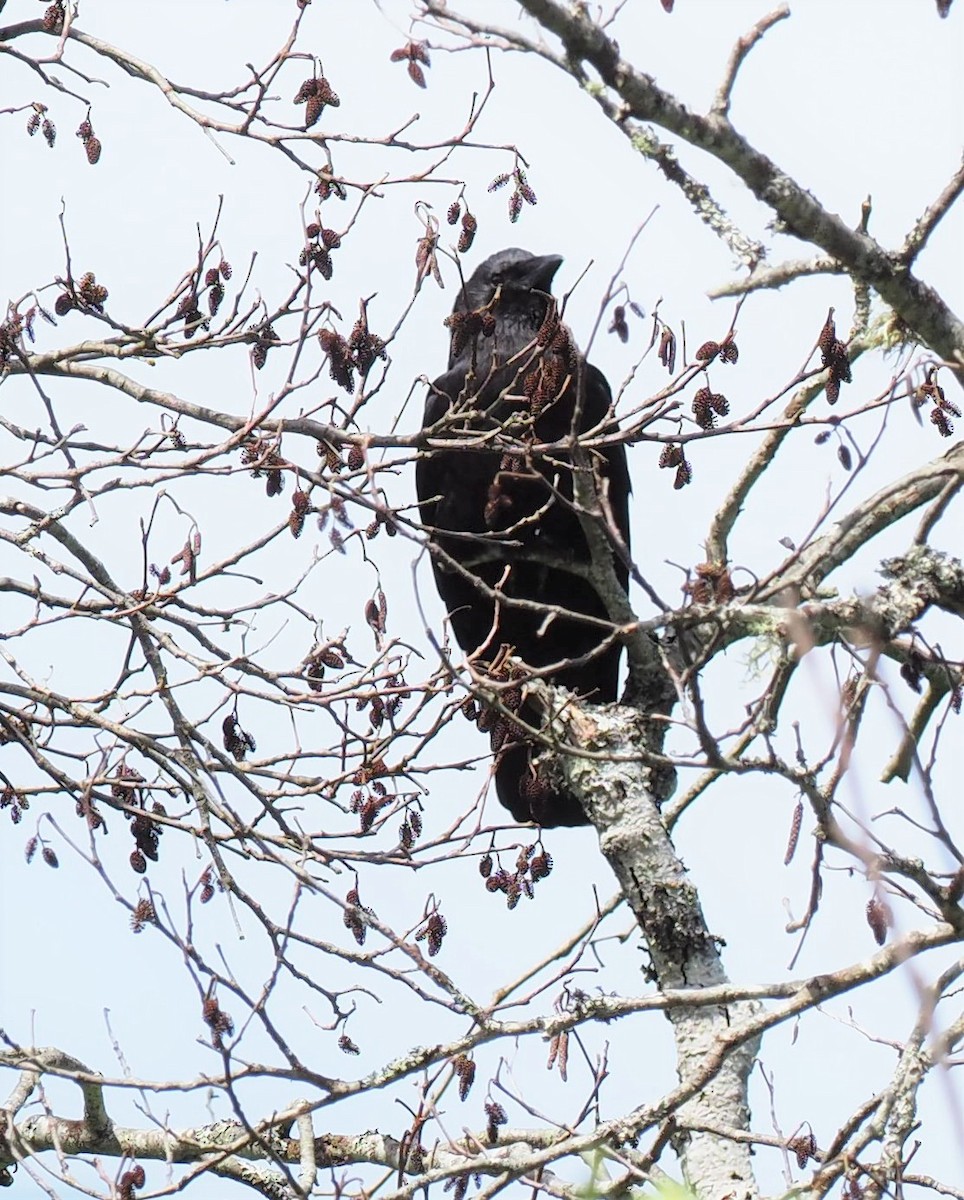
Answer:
[448,248,563,368]
[455,248,563,314]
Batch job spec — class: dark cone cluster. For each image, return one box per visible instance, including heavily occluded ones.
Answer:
[488,166,537,223]
[915,366,958,438]
[818,309,852,404]
[222,713,256,761]
[695,333,739,364]
[241,434,286,495]
[343,886,376,946]
[42,2,65,32]
[658,442,692,489]
[684,561,735,605]
[294,75,340,128]
[76,115,102,163]
[457,211,478,254]
[54,270,109,317]
[452,1053,475,1099]
[251,321,280,370]
[480,842,552,909]
[415,910,448,956]
[485,1100,508,1144]
[118,1164,146,1200]
[443,304,495,361]
[315,168,347,202]
[201,995,235,1049]
[349,304,387,378]
[692,385,729,430]
[300,222,340,280]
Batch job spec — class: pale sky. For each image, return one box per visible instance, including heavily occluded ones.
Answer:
[2,2,962,1196]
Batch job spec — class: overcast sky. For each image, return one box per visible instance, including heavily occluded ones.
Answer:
[2,2,963,1196]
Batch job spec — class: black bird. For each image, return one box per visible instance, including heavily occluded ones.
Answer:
[416,248,630,826]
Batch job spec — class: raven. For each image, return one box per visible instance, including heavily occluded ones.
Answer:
[416,248,630,826]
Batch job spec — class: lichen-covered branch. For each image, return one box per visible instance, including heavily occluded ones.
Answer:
[429,0,964,383]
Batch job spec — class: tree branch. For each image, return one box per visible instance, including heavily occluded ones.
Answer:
[504,1,964,383]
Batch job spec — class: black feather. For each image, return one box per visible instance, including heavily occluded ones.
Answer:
[417,248,630,826]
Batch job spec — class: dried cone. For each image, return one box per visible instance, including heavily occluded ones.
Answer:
[316,77,340,107]
[787,1133,817,1168]
[458,212,478,253]
[818,311,837,360]
[674,458,693,489]
[866,896,890,945]
[305,94,324,128]
[659,443,683,469]
[43,3,64,32]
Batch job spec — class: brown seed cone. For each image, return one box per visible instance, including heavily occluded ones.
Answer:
[305,94,324,128]
[659,443,683,469]
[720,338,739,363]
[42,3,64,32]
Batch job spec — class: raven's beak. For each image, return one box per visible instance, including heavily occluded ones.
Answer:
[525,254,564,293]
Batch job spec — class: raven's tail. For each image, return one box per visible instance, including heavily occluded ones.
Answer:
[494,740,590,827]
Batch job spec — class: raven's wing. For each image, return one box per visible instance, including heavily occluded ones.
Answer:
[416,368,502,658]
[583,362,631,590]
[417,351,632,828]
[416,366,493,535]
